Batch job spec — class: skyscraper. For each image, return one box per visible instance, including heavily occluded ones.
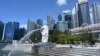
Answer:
[92,2,100,24]
[57,11,72,32]
[57,21,66,32]
[51,19,55,30]
[64,12,73,29]
[78,0,91,26]
[57,14,63,32]
[47,14,55,30]
[72,3,79,28]
[15,28,26,40]
[27,20,36,33]
[47,13,52,30]
[36,19,43,29]
[53,24,57,30]
[58,14,62,21]
[13,22,20,40]
[13,22,19,30]
[2,22,19,42]
[0,21,4,40]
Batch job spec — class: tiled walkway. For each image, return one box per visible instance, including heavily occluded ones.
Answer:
[41,47,100,56]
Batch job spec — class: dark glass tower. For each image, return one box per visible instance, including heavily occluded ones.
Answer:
[3,22,14,42]
[64,13,73,29]
[0,21,4,40]
[13,22,20,40]
[3,22,19,42]
[27,20,36,33]
[47,14,55,30]
[37,19,43,29]
[58,14,62,21]
[78,0,91,26]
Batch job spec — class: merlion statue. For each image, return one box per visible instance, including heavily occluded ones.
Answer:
[41,25,49,43]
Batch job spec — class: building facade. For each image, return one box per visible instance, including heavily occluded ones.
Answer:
[58,14,62,21]
[57,12,73,32]
[78,0,91,27]
[50,19,55,30]
[13,22,20,40]
[37,19,43,29]
[57,21,66,32]
[3,22,14,42]
[27,20,36,33]
[0,21,4,40]
[92,2,100,24]
[47,14,55,30]
[64,12,73,29]
[15,28,26,40]
[2,22,19,42]
[72,3,79,28]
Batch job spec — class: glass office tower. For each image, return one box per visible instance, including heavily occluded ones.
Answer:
[47,14,55,30]
[72,3,79,28]
[3,22,19,42]
[78,0,91,26]
[92,2,100,24]
[0,21,4,40]
[37,19,43,29]
[27,20,36,33]
[3,22,14,42]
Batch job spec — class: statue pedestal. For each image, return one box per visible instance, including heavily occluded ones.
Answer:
[32,43,55,54]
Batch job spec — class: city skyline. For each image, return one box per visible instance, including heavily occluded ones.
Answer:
[0,0,99,28]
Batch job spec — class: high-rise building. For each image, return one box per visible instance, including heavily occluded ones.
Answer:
[78,0,91,26]
[57,11,73,32]
[92,2,100,24]
[57,21,66,32]
[27,20,36,33]
[3,22,14,42]
[72,3,79,28]
[13,22,20,40]
[37,19,43,29]
[53,24,57,30]
[47,14,52,30]
[64,12,73,29]
[47,14,55,30]
[14,28,26,40]
[58,14,62,21]
[64,22,69,31]
[2,22,19,42]
[51,19,55,30]
[0,21,4,40]
[13,22,19,30]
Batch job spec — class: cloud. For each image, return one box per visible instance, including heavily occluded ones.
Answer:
[56,0,67,6]
[62,10,70,13]
[20,24,27,29]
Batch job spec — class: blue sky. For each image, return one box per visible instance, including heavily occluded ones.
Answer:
[0,0,99,28]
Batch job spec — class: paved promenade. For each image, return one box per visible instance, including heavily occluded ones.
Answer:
[41,44,100,56]
[1,43,100,56]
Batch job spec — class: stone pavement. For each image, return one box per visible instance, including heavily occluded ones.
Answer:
[41,47,100,56]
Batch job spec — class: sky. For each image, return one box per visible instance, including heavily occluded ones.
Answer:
[0,0,99,28]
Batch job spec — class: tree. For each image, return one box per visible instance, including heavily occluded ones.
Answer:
[48,30,60,43]
[58,33,67,44]
[29,30,42,43]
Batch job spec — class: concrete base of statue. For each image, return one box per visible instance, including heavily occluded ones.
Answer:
[32,43,55,54]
